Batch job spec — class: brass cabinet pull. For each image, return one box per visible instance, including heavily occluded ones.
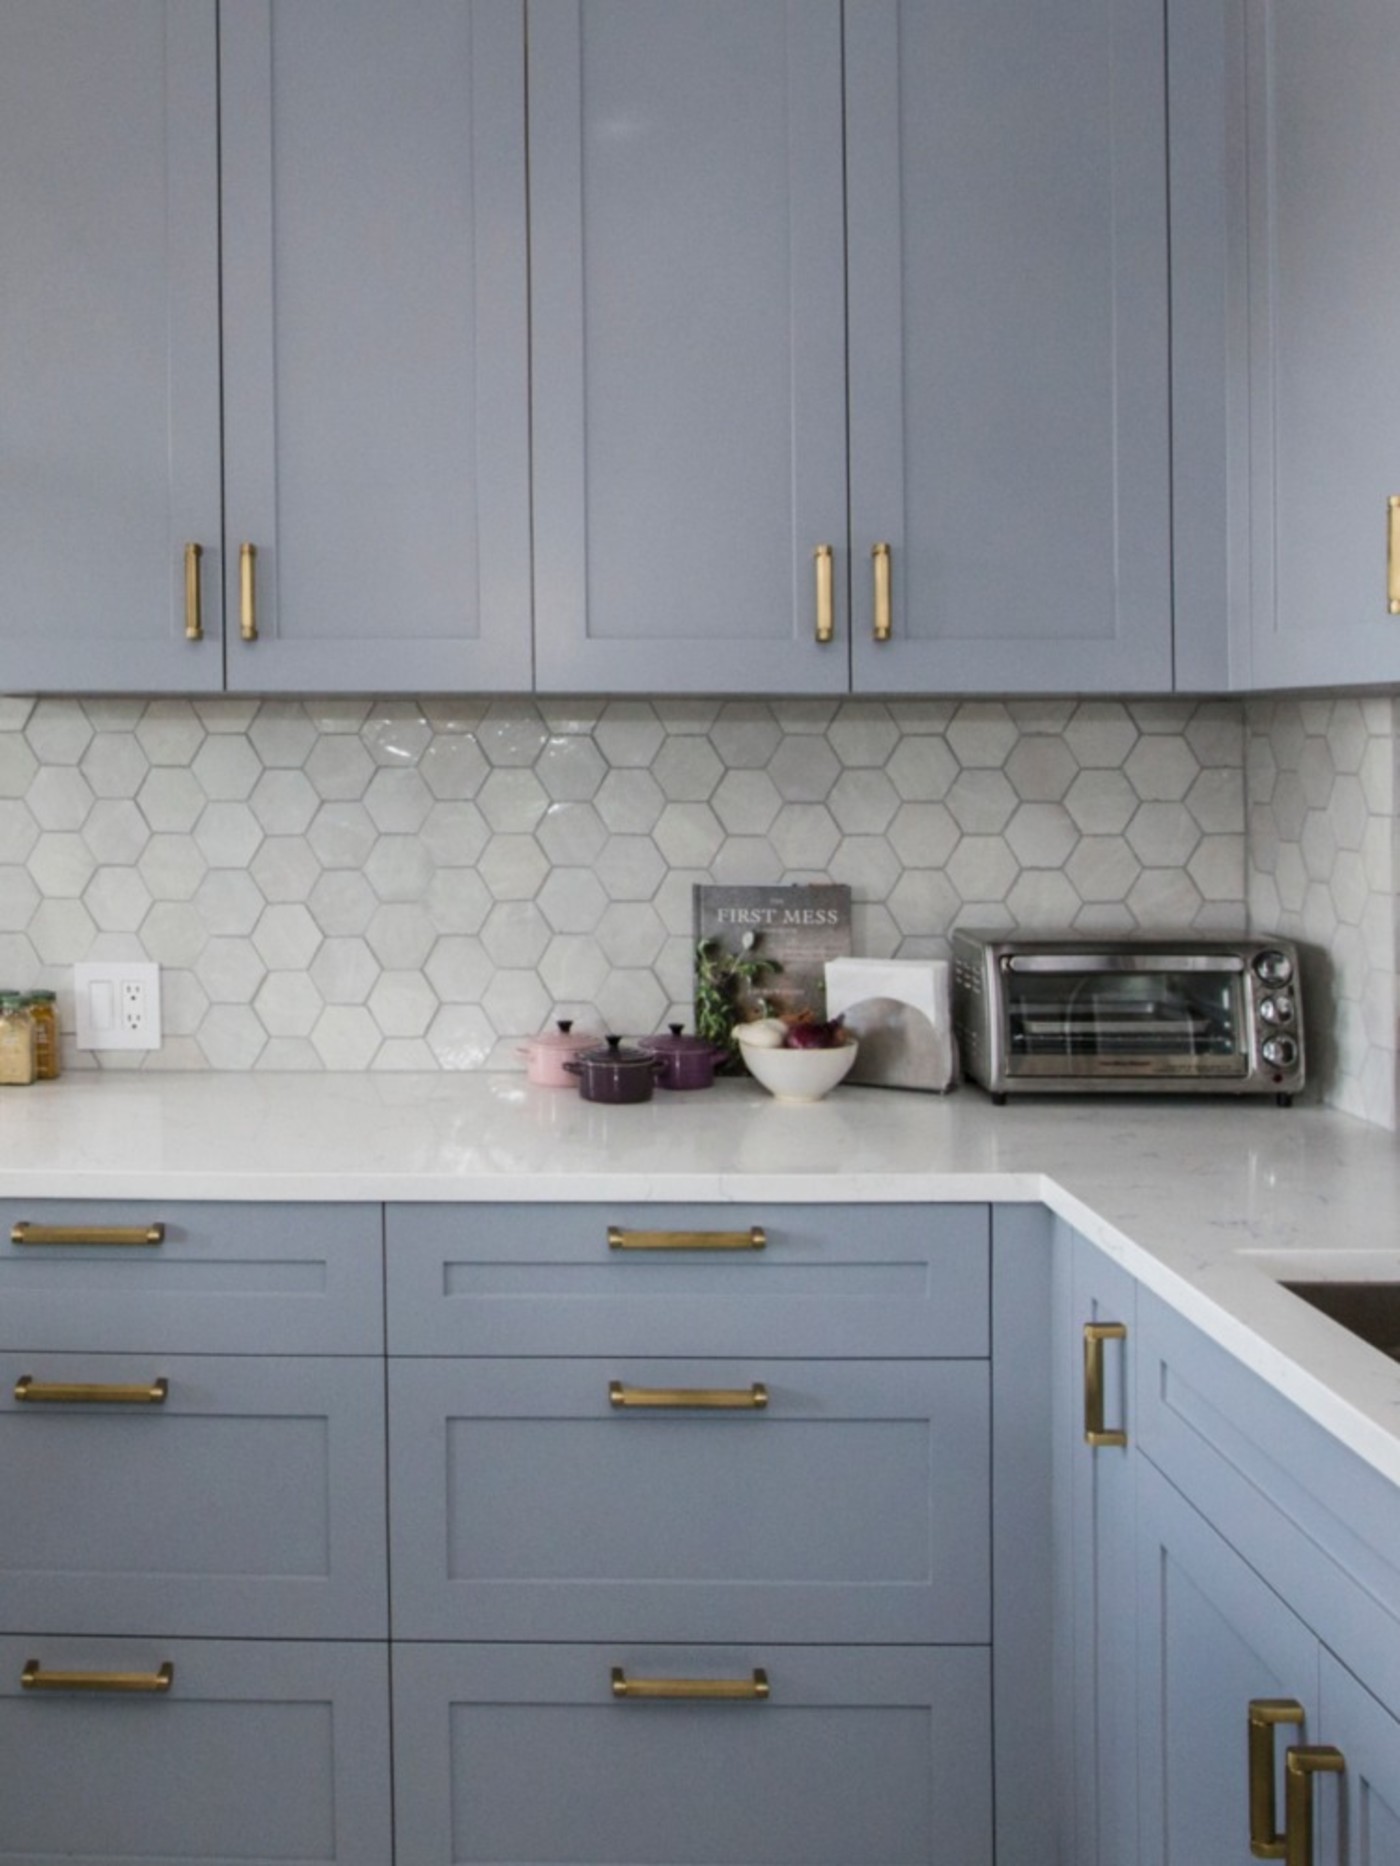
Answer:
[609,1380,768,1411]
[611,1666,769,1702]
[239,542,259,642]
[1083,1321,1128,1447]
[14,1375,168,1406]
[184,542,204,641]
[814,543,834,644]
[1284,1745,1345,1866]
[1249,1698,1304,1858]
[608,1226,766,1252]
[11,1222,165,1247]
[872,541,892,642]
[1389,497,1400,614]
[23,1659,173,1694]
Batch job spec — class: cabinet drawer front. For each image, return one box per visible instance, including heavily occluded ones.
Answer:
[390,1358,988,1642]
[393,1642,991,1866]
[0,1635,389,1866]
[1,1354,386,1638]
[0,1200,382,1354]
[386,1202,988,1356]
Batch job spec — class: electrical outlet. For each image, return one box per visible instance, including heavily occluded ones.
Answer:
[74,962,162,1051]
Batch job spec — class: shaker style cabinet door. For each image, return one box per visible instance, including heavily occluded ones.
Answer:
[0,1,223,693]
[846,0,1174,693]
[529,0,850,693]
[219,0,531,691]
[1241,0,1400,688]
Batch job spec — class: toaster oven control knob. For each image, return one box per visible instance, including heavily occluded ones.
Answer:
[1258,993,1295,1025]
[1260,1034,1298,1070]
[1253,949,1293,987]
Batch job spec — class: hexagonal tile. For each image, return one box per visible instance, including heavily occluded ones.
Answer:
[426,935,495,1004]
[593,902,666,968]
[1324,699,1370,775]
[197,936,268,1004]
[1124,803,1200,869]
[250,769,319,836]
[946,769,1017,835]
[139,900,207,968]
[595,835,667,902]
[886,870,960,937]
[652,801,724,869]
[195,1003,266,1069]
[196,699,258,734]
[304,735,375,800]
[946,702,1016,769]
[309,870,379,938]
[535,867,608,934]
[827,702,899,768]
[367,970,439,1039]
[364,835,434,903]
[0,866,40,932]
[828,769,899,835]
[25,699,93,765]
[534,800,608,867]
[249,836,321,904]
[308,801,378,869]
[252,903,321,971]
[767,804,840,870]
[477,833,549,902]
[766,735,840,802]
[306,699,372,736]
[81,799,150,869]
[482,969,553,1037]
[481,901,552,969]
[28,832,95,897]
[478,768,549,834]
[367,902,439,971]
[1184,769,1243,835]
[425,868,493,935]
[1004,802,1079,869]
[539,934,610,1003]
[361,701,432,766]
[426,1003,496,1069]
[712,770,782,836]
[310,937,379,1005]
[707,702,781,769]
[1064,701,1137,769]
[946,837,1019,902]
[136,700,204,767]
[828,835,904,901]
[1296,737,1338,811]
[1065,836,1140,903]
[1125,869,1204,926]
[79,733,148,800]
[1005,870,1082,927]
[475,702,550,768]
[192,734,261,801]
[193,802,263,869]
[650,735,723,803]
[364,768,433,835]
[138,833,206,901]
[1123,735,1199,803]
[0,734,38,799]
[420,734,489,800]
[1004,736,1078,802]
[886,735,958,802]
[196,868,269,937]
[595,968,668,1034]
[137,766,205,833]
[371,1037,439,1070]
[248,701,318,768]
[27,766,94,830]
[310,1004,381,1069]
[1187,836,1243,902]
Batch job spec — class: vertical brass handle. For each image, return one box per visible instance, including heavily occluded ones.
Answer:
[1249,1698,1304,1858]
[814,543,834,644]
[23,1659,173,1694]
[1284,1745,1344,1866]
[1083,1321,1128,1447]
[239,542,259,642]
[184,543,204,641]
[611,1667,769,1701]
[872,542,892,642]
[1388,497,1400,615]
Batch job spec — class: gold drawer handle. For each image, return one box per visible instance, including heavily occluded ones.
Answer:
[23,1659,173,1694]
[1249,1698,1304,1858]
[184,541,204,641]
[608,1226,766,1252]
[612,1666,769,1702]
[11,1222,165,1247]
[240,541,259,642]
[1083,1321,1128,1447]
[1284,1745,1345,1866]
[1389,495,1400,615]
[14,1375,169,1406]
[609,1381,768,1411]
[872,541,892,642]
[814,543,834,644]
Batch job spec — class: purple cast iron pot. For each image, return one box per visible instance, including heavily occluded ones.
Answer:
[639,1023,728,1091]
[563,1034,665,1104]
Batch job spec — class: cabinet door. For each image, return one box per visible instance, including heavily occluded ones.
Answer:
[0,1636,390,1866]
[1323,1651,1400,1865]
[529,0,850,693]
[390,1357,988,1643]
[1242,1,1400,688]
[392,1642,992,1866]
[1136,1459,1321,1866]
[846,0,1173,693]
[220,0,531,692]
[0,0,223,694]
[1053,1223,1139,1866]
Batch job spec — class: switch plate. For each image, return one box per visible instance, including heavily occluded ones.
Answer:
[74,962,162,1051]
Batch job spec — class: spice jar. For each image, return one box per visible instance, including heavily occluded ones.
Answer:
[0,994,36,1086]
[22,990,58,1080]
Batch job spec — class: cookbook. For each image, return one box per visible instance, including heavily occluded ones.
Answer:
[692,883,852,1058]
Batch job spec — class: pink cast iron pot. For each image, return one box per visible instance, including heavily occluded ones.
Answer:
[639,1023,728,1091]
[563,1035,665,1104]
[518,1019,596,1088]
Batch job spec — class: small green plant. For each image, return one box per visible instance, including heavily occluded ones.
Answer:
[694,933,782,1071]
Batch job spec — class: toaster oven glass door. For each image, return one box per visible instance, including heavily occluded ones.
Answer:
[1001,954,1248,1078]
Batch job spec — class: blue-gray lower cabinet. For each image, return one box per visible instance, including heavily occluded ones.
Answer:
[0,1352,387,1638]
[390,1642,992,1866]
[1323,1650,1400,1864]
[0,1636,391,1866]
[388,1356,989,1643]
[1052,1221,1138,1866]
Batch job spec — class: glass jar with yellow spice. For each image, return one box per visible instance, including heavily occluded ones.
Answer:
[21,990,58,1079]
[0,994,36,1086]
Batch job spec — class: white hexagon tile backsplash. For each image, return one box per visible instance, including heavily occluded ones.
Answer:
[0,691,1253,1075]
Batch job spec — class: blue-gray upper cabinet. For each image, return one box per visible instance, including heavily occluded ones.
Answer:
[528,0,850,694]
[1235,1,1400,688]
[847,0,1173,694]
[219,0,531,692]
[530,0,1174,695]
[0,1,222,694]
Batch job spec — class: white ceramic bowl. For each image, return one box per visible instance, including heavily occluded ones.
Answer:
[740,1038,858,1103]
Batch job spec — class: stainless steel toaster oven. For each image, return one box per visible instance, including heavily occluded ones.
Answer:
[951,932,1305,1102]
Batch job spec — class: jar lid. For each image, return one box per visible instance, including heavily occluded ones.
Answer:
[580,1033,656,1071]
[0,994,24,1011]
[22,990,55,1004]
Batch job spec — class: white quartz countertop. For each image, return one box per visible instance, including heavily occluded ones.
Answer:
[3,1071,1400,1485]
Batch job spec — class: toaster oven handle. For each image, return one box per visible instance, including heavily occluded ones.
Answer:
[1004,953,1246,974]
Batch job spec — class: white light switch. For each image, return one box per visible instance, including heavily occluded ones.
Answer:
[74,962,162,1051]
